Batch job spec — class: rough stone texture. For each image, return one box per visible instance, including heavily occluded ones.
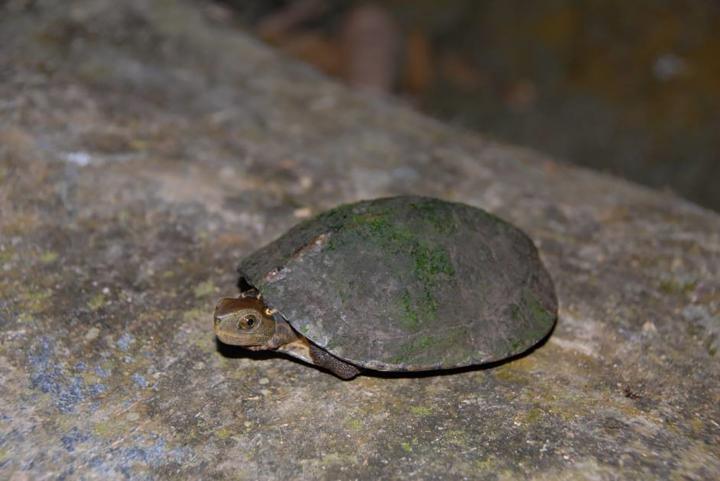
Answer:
[0,1,718,480]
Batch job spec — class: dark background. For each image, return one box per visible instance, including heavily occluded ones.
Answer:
[215,0,720,212]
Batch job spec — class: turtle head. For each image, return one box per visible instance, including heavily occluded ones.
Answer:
[213,296,276,348]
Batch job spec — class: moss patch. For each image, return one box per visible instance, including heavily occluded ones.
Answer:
[0,247,16,264]
[193,280,216,298]
[334,205,456,330]
[409,199,459,234]
[409,405,433,416]
[93,419,129,438]
[506,296,549,353]
[389,335,435,364]
[39,250,58,264]
[391,336,436,364]
[346,418,363,431]
[389,325,469,365]
[88,293,106,311]
[494,357,536,384]
[444,429,470,447]
[22,288,53,313]
[400,290,423,329]
[520,288,555,342]
[659,278,697,296]
[516,407,545,425]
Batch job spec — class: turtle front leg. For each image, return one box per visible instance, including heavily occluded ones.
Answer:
[272,319,361,379]
[308,343,361,380]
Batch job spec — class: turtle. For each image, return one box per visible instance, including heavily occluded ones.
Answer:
[213,196,557,379]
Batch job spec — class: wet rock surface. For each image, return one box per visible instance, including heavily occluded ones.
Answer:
[1,1,718,480]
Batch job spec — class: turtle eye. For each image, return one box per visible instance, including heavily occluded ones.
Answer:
[238,315,258,330]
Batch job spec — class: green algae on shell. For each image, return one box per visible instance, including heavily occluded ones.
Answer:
[238,196,557,372]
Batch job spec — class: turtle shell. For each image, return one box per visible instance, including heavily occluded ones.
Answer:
[239,196,557,371]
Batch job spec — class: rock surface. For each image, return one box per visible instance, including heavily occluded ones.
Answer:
[0,1,718,480]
